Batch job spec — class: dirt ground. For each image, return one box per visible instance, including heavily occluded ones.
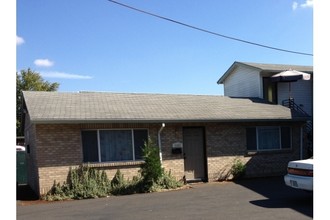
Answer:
[16,183,193,206]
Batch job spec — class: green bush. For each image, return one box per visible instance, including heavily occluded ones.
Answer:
[110,137,184,195]
[110,169,144,195]
[43,181,72,201]
[230,158,246,180]
[139,137,164,191]
[111,169,126,188]
[43,137,185,200]
[157,170,184,189]
[42,165,111,201]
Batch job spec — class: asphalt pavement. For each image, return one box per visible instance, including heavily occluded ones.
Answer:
[17,176,313,220]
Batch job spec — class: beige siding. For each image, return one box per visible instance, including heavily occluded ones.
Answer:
[277,79,313,115]
[223,65,261,98]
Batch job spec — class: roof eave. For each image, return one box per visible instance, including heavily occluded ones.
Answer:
[217,61,313,84]
[30,117,309,124]
[217,61,262,84]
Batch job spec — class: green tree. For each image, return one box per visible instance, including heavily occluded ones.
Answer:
[139,137,163,191]
[16,68,60,136]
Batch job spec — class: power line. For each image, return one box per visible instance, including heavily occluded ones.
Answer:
[107,0,313,57]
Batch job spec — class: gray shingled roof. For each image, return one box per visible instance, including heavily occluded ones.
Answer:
[23,91,309,123]
[217,61,313,84]
[237,62,313,72]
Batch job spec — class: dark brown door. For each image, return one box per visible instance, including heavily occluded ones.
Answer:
[183,127,206,181]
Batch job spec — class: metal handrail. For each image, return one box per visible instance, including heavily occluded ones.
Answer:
[282,98,310,116]
[282,98,312,132]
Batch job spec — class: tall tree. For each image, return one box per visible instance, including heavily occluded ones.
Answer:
[16,69,60,136]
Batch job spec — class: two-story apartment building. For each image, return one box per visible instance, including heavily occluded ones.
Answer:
[217,61,313,156]
[217,61,313,116]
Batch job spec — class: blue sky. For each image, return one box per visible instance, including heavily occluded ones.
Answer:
[16,0,313,95]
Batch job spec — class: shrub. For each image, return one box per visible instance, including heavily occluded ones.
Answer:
[111,169,126,188]
[157,170,184,189]
[139,138,184,192]
[139,137,164,191]
[230,158,246,180]
[42,165,111,201]
[110,137,184,194]
[42,181,71,201]
[43,137,185,200]
[110,169,143,195]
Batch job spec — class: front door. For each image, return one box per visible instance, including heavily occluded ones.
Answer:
[183,127,206,182]
[263,77,278,104]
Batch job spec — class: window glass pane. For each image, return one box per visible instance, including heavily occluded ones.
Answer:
[100,130,133,162]
[258,127,280,150]
[281,127,291,149]
[134,130,148,160]
[81,131,99,162]
[246,128,257,150]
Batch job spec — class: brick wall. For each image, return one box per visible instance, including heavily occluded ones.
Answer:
[31,123,161,195]
[27,121,304,196]
[205,122,302,180]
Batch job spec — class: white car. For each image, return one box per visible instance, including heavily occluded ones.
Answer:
[16,145,25,151]
[284,158,313,191]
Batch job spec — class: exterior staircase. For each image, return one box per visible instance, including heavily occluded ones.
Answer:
[282,98,313,157]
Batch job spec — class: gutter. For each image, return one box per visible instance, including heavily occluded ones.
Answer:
[30,117,310,124]
[158,123,165,164]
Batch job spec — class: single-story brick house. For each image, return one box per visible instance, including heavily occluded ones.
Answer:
[22,91,310,197]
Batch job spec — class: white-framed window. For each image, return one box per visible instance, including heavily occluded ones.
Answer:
[246,126,291,151]
[81,129,148,163]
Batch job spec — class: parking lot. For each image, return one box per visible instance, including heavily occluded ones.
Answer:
[17,176,313,220]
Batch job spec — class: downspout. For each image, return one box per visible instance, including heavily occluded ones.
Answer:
[158,123,165,164]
